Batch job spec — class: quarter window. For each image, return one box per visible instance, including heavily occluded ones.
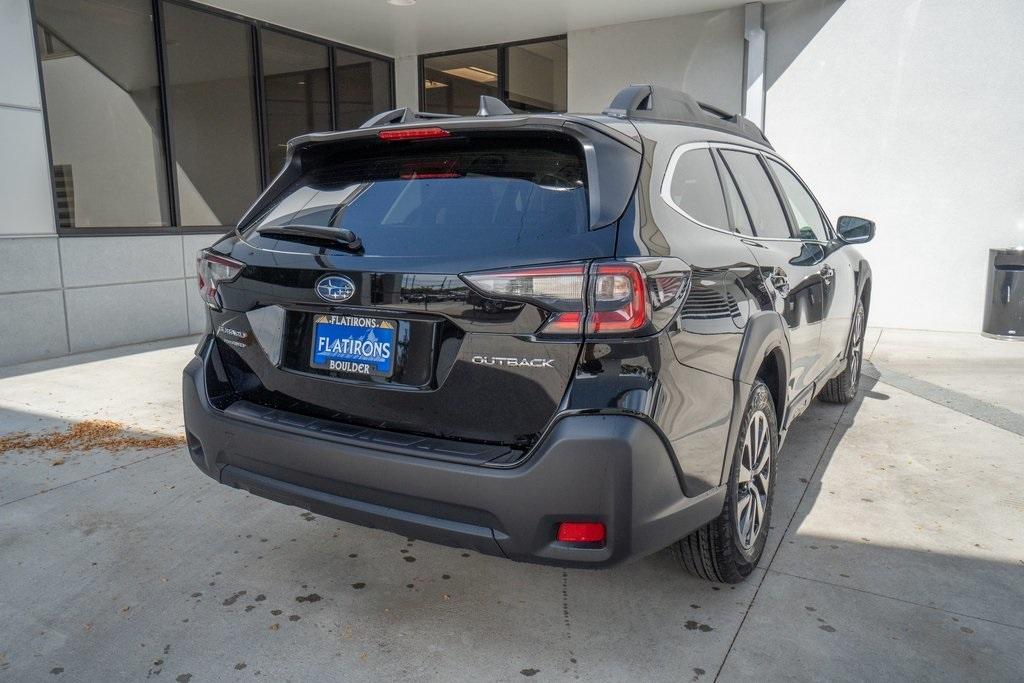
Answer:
[767,160,828,241]
[719,151,791,239]
[668,149,729,228]
[715,154,754,235]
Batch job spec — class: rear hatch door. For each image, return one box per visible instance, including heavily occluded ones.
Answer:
[215,119,640,448]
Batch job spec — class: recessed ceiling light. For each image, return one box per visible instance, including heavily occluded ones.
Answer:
[442,66,498,84]
[387,0,416,6]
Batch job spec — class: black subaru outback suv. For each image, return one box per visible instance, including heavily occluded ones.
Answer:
[184,86,874,583]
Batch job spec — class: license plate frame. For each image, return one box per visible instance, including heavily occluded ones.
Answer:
[308,314,397,378]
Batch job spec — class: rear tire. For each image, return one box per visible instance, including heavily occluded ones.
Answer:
[820,299,866,404]
[672,380,778,583]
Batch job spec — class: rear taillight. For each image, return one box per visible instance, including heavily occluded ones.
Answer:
[461,259,690,337]
[588,263,648,334]
[463,264,587,334]
[196,250,243,309]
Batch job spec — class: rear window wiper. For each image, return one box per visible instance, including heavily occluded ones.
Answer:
[255,224,363,251]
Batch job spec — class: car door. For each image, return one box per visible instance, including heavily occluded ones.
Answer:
[716,148,824,402]
[764,157,856,374]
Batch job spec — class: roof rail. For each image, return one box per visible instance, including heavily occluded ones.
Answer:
[359,96,516,129]
[603,84,771,148]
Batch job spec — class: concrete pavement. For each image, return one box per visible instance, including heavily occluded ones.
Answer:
[0,330,1021,681]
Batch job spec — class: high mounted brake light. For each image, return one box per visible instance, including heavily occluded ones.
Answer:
[461,259,690,338]
[377,127,451,141]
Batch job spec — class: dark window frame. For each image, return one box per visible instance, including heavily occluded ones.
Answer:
[30,0,395,237]
[417,34,567,114]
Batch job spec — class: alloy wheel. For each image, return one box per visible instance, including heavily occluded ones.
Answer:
[736,410,771,550]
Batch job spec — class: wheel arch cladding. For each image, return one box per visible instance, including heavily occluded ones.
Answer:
[858,261,872,313]
[719,311,790,486]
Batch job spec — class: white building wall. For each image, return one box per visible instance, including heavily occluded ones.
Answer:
[0,0,55,236]
[0,0,209,367]
[394,54,419,110]
[764,0,1024,333]
[567,7,745,114]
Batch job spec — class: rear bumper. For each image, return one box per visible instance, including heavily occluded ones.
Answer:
[183,341,724,567]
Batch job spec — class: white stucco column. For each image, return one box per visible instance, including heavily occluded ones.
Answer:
[743,2,766,128]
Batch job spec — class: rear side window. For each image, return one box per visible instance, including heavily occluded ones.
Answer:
[719,150,791,239]
[715,153,754,236]
[767,159,828,241]
[247,135,588,256]
[667,149,729,228]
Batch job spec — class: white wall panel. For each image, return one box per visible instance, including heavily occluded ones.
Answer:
[0,0,42,109]
[567,8,745,114]
[0,107,56,235]
[65,279,189,353]
[61,235,184,288]
[0,236,61,293]
[394,54,419,110]
[766,0,1024,332]
[0,290,69,365]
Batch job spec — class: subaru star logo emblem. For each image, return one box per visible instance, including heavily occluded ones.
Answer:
[315,275,356,303]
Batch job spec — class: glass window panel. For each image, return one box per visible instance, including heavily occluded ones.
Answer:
[261,31,330,173]
[34,0,170,228]
[767,159,827,241]
[163,2,261,226]
[246,136,587,257]
[506,39,567,112]
[715,152,754,235]
[422,49,499,115]
[719,151,792,239]
[669,149,729,228]
[334,48,392,130]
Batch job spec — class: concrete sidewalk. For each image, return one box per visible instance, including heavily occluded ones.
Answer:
[0,330,1021,681]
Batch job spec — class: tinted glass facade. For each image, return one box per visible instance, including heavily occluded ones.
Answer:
[421,37,567,115]
[32,0,394,233]
[334,47,393,131]
[261,30,331,175]
[164,3,262,226]
[34,0,170,229]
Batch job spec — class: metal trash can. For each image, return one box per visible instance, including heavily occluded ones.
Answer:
[983,247,1024,340]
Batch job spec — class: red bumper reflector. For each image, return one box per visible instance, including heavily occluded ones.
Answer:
[556,522,606,544]
[378,127,451,140]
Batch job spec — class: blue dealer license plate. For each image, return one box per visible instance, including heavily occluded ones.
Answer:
[310,314,396,377]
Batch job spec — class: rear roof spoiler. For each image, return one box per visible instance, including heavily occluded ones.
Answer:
[360,96,514,128]
[603,84,771,148]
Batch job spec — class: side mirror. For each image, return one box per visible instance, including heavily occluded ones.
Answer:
[836,215,875,244]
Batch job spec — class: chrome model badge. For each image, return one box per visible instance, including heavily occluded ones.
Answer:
[315,275,356,303]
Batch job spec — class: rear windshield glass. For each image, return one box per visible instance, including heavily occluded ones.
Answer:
[245,135,588,256]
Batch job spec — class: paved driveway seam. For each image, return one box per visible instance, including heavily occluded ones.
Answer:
[0,447,179,509]
[764,567,1024,633]
[713,393,853,681]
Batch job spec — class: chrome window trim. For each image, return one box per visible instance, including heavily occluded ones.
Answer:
[660,140,834,244]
